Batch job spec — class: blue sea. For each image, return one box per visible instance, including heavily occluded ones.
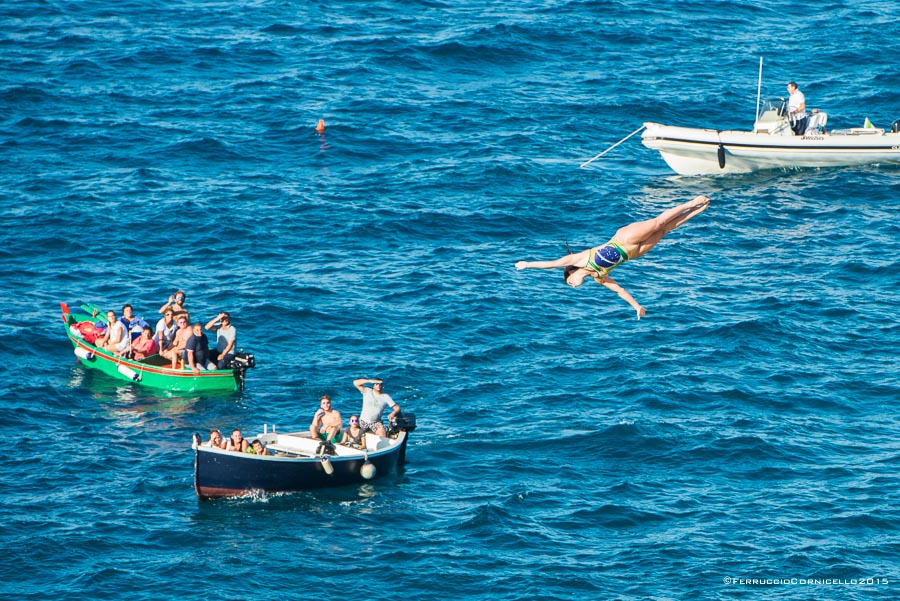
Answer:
[1,1,898,599]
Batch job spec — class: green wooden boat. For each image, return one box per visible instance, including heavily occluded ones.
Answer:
[61,302,255,392]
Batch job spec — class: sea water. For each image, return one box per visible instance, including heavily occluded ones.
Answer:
[1,1,898,599]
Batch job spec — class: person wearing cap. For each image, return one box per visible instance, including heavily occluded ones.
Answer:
[352,378,401,437]
[205,311,237,369]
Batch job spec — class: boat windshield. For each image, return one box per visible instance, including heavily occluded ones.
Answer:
[758,98,787,119]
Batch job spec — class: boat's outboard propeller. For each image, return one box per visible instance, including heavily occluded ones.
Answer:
[387,412,417,436]
[228,350,256,391]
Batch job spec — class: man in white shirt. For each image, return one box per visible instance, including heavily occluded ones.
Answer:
[353,377,401,437]
[787,81,808,135]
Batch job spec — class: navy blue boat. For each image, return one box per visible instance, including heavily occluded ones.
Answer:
[192,415,416,500]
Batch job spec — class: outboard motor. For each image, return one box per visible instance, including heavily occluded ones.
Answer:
[227,350,256,391]
[387,412,417,436]
[891,119,900,133]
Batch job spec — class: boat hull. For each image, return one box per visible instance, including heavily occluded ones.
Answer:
[192,431,410,499]
[641,122,900,176]
[62,302,248,392]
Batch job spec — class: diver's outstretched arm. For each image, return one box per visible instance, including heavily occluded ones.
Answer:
[516,250,588,271]
[599,277,646,320]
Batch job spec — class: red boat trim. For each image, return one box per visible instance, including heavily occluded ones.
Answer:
[195,485,252,500]
[68,331,232,379]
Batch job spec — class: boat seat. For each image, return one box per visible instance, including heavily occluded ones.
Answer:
[366,434,390,451]
[804,112,827,135]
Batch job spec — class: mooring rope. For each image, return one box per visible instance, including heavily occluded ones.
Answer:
[579,125,646,169]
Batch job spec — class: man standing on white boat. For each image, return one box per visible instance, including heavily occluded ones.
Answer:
[787,82,808,135]
[353,378,401,437]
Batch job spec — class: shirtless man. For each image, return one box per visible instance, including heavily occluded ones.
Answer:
[515,195,710,319]
[160,315,192,368]
[309,395,342,443]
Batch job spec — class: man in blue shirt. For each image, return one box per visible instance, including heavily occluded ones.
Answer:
[184,322,214,374]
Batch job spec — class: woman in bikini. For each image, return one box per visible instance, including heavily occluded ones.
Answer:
[515,195,710,319]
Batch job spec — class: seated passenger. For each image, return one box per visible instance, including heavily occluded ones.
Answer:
[309,395,342,443]
[155,310,177,352]
[120,304,136,336]
[225,428,248,453]
[205,312,237,369]
[131,326,158,360]
[208,429,225,449]
[97,310,129,356]
[160,316,192,368]
[248,439,269,455]
[183,322,215,374]
[340,414,367,450]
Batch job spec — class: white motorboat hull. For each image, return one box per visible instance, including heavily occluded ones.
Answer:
[641,121,900,176]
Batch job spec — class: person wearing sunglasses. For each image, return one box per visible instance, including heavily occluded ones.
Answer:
[158,290,189,320]
[340,415,367,450]
[353,378,401,437]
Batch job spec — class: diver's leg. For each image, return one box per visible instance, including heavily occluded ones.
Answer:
[616,196,709,243]
[615,196,709,258]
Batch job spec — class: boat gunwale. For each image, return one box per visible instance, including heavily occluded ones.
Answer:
[642,122,900,151]
[62,303,247,390]
[192,431,407,463]
[644,136,900,152]
[66,328,237,380]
